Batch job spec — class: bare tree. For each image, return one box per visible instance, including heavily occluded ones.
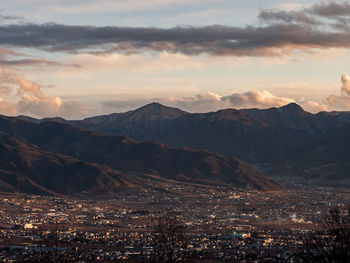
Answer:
[152,213,188,263]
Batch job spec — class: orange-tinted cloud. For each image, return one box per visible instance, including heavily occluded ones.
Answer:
[0,67,90,118]
[325,74,350,110]
[102,90,296,113]
[0,97,17,115]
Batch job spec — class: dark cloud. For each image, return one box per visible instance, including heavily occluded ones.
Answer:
[0,10,24,25]
[0,14,21,21]
[311,2,350,17]
[0,59,81,68]
[259,2,350,23]
[258,9,318,25]
[0,2,350,57]
[0,58,59,66]
[259,1,350,29]
[0,22,348,57]
[0,47,81,67]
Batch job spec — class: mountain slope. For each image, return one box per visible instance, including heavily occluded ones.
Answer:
[15,102,342,163]
[0,132,142,195]
[85,102,188,124]
[68,103,313,163]
[66,103,350,163]
[13,102,350,186]
[79,102,188,135]
[0,116,281,191]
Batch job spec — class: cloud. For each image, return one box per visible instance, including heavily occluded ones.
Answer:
[302,100,329,113]
[341,74,350,95]
[260,2,350,23]
[63,52,203,73]
[17,91,62,116]
[0,58,68,67]
[166,75,350,113]
[0,12,22,22]
[101,90,296,113]
[0,97,17,115]
[0,2,350,57]
[0,67,90,118]
[18,79,40,92]
[222,90,295,109]
[163,90,295,112]
[16,91,89,118]
[311,2,350,17]
[16,82,91,118]
[258,9,318,25]
[260,2,350,32]
[46,0,206,14]
[0,46,81,68]
[324,74,350,110]
[101,89,341,114]
[163,92,226,112]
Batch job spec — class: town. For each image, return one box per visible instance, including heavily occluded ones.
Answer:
[0,181,349,262]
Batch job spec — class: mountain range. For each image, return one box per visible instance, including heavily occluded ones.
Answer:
[0,114,281,195]
[17,102,350,186]
[6,101,350,194]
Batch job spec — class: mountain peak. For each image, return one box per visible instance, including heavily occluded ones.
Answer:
[128,102,188,122]
[141,102,163,108]
[136,102,184,112]
[279,103,304,113]
[84,102,188,125]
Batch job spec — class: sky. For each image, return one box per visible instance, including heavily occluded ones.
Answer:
[1,0,350,118]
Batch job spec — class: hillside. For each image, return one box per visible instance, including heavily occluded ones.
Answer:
[0,132,141,195]
[0,116,281,193]
[17,102,350,186]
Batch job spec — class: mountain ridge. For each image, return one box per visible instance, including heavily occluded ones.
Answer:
[14,102,345,163]
[0,132,143,195]
[0,116,282,194]
[12,102,350,186]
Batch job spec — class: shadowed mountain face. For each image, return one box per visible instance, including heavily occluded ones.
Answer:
[0,115,281,194]
[39,102,346,163]
[85,102,188,124]
[0,132,141,195]
[17,102,350,185]
[69,103,350,162]
[68,103,306,163]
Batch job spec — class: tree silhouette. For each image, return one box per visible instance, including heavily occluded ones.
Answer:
[152,214,189,263]
[300,207,350,262]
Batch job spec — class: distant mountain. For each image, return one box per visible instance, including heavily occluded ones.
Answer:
[15,102,350,186]
[68,103,316,163]
[68,103,350,163]
[242,103,313,131]
[85,102,188,124]
[17,103,350,163]
[0,116,281,194]
[74,102,189,136]
[276,123,350,184]
[17,115,69,124]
